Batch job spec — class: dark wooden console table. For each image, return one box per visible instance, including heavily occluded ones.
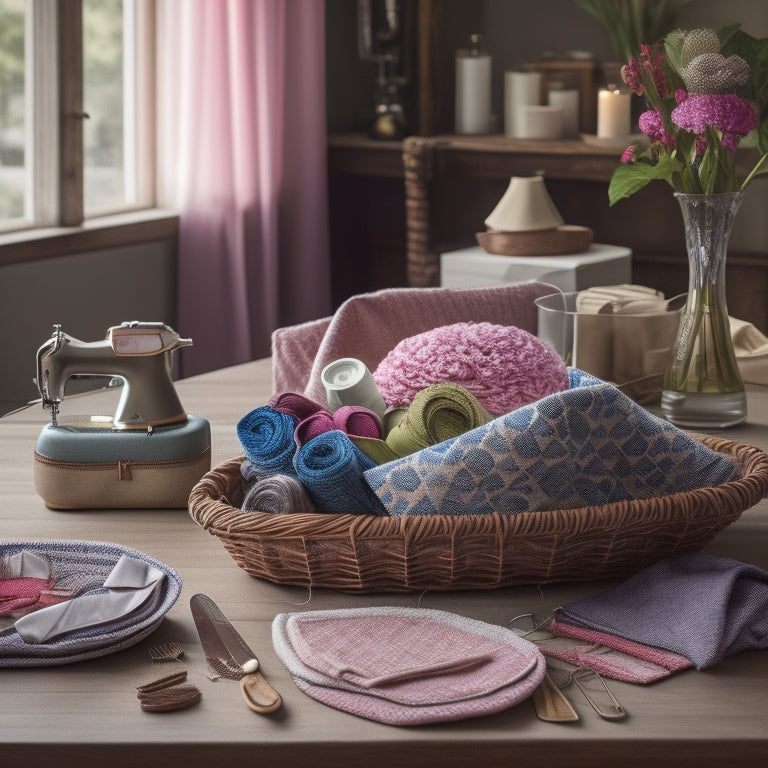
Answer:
[327,132,768,331]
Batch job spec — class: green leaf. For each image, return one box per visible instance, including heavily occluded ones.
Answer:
[608,155,683,205]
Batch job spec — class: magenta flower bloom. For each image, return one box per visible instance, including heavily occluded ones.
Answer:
[638,109,674,146]
[621,145,635,163]
[671,93,758,150]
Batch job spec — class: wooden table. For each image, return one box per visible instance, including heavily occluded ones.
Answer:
[2,359,768,767]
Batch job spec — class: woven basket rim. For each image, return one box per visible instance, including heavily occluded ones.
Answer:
[188,435,768,539]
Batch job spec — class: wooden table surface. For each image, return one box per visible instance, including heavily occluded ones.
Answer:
[2,358,768,768]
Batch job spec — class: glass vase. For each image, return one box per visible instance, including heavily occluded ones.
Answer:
[661,192,746,428]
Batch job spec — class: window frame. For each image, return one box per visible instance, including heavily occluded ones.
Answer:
[0,0,175,266]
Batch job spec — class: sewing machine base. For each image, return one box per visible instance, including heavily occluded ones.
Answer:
[33,414,211,509]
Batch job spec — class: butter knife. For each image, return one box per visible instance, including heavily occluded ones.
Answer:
[190,593,282,714]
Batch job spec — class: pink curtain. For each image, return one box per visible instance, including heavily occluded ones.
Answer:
[157,0,331,377]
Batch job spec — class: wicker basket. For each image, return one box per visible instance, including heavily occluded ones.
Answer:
[188,435,768,593]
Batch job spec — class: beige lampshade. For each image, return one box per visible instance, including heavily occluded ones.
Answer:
[484,175,564,232]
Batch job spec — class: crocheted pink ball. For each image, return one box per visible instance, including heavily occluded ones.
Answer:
[373,322,569,415]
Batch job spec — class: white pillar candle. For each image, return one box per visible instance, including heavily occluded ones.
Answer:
[548,88,580,138]
[524,105,563,139]
[597,86,631,139]
[504,71,542,138]
[455,49,492,134]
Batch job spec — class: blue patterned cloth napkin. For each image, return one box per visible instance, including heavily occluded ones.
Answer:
[364,369,740,517]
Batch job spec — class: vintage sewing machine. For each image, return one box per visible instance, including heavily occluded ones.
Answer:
[33,322,211,509]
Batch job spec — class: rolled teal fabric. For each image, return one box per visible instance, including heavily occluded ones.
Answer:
[364,368,741,517]
[237,406,298,475]
[294,430,387,515]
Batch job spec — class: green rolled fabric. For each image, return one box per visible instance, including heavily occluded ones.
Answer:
[353,382,495,464]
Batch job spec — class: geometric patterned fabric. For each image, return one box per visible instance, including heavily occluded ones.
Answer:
[364,369,740,517]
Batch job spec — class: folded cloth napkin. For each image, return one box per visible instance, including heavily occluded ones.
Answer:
[373,321,569,415]
[14,554,166,644]
[552,553,768,670]
[1,541,181,666]
[364,368,740,517]
[271,283,557,408]
[240,460,318,514]
[237,406,298,475]
[293,430,387,515]
[272,607,545,726]
[0,550,82,620]
[1,551,53,615]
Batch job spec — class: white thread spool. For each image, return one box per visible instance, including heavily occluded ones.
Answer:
[321,358,387,418]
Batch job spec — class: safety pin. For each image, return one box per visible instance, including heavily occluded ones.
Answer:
[566,666,627,721]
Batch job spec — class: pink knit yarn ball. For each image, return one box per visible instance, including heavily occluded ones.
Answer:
[372,322,569,415]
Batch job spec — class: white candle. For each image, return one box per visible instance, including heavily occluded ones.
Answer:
[504,71,542,138]
[548,88,580,138]
[597,86,631,139]
[455,52,492,134]
[524,105,563,139]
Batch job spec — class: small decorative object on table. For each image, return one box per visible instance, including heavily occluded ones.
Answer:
[607,24,768,428]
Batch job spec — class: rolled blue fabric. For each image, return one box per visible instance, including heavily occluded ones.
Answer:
[294,430,387,516]
[237,406,298,474]
[364,368,741,517]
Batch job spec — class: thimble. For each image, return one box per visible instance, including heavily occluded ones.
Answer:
[321,358,387,419]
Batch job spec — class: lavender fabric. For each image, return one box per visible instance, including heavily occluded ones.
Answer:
[0,541,181,667]
[240,460,317,514]
[555,553,768,669]
[364,369,740,517]
[293,430,387,515]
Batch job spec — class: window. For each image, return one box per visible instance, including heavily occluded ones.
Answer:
[0,0,155,235]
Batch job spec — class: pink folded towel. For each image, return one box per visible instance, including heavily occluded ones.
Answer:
[271,283,558,408]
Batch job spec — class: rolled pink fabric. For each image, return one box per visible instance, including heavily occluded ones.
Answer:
[332,405,383,440]
[269,392,325,422]
[294,410,336,447]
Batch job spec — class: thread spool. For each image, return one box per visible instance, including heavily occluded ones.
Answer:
[321,358,387,419]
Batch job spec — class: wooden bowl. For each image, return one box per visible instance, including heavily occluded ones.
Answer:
[476,225,594,257]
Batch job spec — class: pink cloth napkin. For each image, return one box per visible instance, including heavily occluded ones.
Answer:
[271,283,557,408]
[272,607,545,725]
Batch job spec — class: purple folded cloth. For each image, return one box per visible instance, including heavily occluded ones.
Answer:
[555,553,768,669]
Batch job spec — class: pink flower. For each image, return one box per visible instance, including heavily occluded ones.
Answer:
[638,108,675,146]
[671,93,758,151]
[621,145,635,163]
[621,44,669,99]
